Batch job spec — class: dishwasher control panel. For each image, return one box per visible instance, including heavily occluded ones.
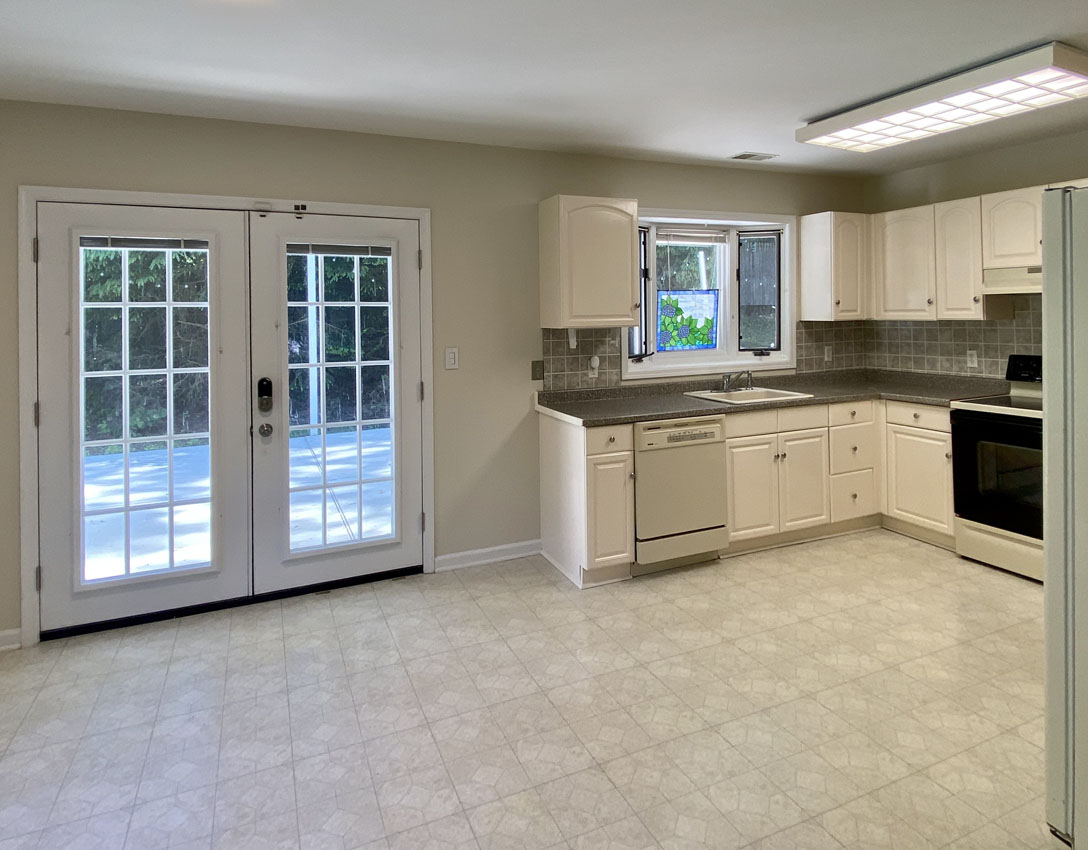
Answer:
[636,416,725,451]
[665,429,717,444]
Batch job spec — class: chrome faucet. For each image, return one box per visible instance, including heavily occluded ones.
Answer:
[723,370,753,391]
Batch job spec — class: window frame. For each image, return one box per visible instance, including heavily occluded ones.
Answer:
[622,208,796,381]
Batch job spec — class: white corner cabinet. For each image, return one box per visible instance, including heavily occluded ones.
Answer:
[539,417,634,588]
[539,194,640,329]
[800,212,868,321]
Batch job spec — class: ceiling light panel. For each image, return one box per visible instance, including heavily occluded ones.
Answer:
[797,42,1088,152]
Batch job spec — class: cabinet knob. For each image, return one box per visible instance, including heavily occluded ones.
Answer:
[927,298,934,305]
[834,299,841,306]
[773,453,781,461]
[973,296,981,303]
[633,302,641,309]
[608,435,616,443]
[850,410,856,417]
[629,471,636,479]
[913,412,921,420]
[852,445,859,453]
[851,492,858,500]
[780,452,787,461]
[945,452,953,459]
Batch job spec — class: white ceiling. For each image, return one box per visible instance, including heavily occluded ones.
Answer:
[1,0,1088,175]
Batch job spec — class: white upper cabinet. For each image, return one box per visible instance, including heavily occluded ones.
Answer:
[872,205,936,320]
[540,195,640,328]
[934,198,983,320]
[981,186,1044,269]
[800,212,868,321]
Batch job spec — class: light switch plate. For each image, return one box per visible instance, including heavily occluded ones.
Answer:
[531,360,544,381]
[444,347,460,370]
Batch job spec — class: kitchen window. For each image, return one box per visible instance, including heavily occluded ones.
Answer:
[624,211,795,380]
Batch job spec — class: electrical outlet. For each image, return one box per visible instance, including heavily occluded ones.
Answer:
[531,360,544,380]
[824,345,833,363]
[966,349,978,368]
[444,347,459,370]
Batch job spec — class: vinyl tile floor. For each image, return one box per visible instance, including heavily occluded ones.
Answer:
[0,530,1055,849]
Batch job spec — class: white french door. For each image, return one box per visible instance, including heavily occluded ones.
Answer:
[37,204,251,631]
[249,212,423,592]
[36,202,424,632]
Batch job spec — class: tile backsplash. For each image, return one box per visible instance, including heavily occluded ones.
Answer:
[542,328,623,390]
[542,294,1041,388]
[797,294,1041,378]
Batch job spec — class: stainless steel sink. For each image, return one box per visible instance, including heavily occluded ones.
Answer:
[685,388,814,405]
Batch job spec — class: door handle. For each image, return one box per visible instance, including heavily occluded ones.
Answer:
[257,377,273,413]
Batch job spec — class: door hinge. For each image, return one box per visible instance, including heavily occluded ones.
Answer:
[32,237,39,264]
[33,401,39,427]
[35,565,41,592]
[420,381,425,402]
[421,512,426,532]
[417,249,423,270]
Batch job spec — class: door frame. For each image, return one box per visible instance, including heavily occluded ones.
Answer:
[18,185,436,647]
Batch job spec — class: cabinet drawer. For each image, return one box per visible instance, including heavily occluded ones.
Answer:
[586,425,633,455]
[829,422,879,474]
[885,401,950,432]
[724,410,779,439]
[831,469,877,522]
[777,404,828,432]
[829,400,874,426]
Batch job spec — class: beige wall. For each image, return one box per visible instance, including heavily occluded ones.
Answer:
[863,125,1088,211]
[0,99,864,634]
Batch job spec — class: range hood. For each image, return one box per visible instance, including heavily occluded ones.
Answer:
[982,265,1043,293]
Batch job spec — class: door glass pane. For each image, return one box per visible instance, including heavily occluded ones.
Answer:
[286,248,395,551]
[79,241,213,584]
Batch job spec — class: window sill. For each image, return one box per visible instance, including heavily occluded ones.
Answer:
[621,353,796,382]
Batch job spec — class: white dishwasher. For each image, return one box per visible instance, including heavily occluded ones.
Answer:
[634,415,729,569]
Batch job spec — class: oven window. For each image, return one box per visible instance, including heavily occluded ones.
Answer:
[976,442,1043,509]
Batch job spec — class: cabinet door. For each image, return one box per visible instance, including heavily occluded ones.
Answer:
[778,428,831,532]
[981,187,1043,268]
[832,213,867,319]
[726,435,779,541]
[934,198,983,320]
[873,206,936,319]
[586,451,634,570]
[561,196,639,327]
[886,425,954,535]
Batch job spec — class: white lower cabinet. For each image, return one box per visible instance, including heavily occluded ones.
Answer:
[726,427,829,541]
[831,469,877,522]
[886,422,954,536]
[586,451,635,570]
[725,434,780,541]
[779,428,831,531]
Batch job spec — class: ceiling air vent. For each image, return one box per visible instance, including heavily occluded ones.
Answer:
[731,151,779,161]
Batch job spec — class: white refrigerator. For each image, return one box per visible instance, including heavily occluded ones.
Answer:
[1045,185,1088,846]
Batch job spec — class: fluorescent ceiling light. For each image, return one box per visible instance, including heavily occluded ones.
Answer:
[797,42,1088,152]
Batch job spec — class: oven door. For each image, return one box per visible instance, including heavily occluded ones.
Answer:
[951,408,1042,540]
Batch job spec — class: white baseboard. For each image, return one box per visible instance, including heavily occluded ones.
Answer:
[0,629,21,652]
[435,539,542,572]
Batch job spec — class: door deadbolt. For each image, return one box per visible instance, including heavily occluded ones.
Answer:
[258,423,273,438]
[257,377,273,413]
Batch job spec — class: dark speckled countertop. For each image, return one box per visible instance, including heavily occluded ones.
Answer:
[535,369,1009,427]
